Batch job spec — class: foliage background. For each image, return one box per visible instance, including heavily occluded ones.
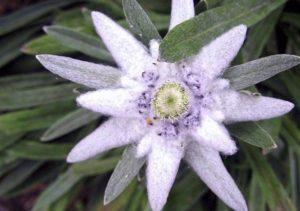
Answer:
[0,0,299,210]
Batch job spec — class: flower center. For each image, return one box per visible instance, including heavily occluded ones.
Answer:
[152,82,189,121]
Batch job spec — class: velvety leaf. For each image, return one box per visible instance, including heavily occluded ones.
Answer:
[41,109,101,142]
[228,122,277,149]
[0,0,78,36]
[7,141,73,160]
[122,0,161,45]
[104,145,146,205]
[160,0,286,62]
[241,144,296,211]
[0,83,78,111]
[223,55,300,90]
[72,157,119,176]
[0,161,43,195]
[44,25,113,61]
[22,35,74,55]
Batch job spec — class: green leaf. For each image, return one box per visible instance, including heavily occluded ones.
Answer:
[281,12,300,29]
[160,0,286,62]
[45,25,113,61]
[88,0,124,18]
[0,0,79,36]
[122,0,161,45]
[204,0,223,9]
[0,28,37,68]
[0,133,24,152]
[240,7,283,62]
[248,175,266,211]
[241,144,296,211]
[4,163,65,198]
[223,54,300,90]
[22,35,74,55]
[41,109,100,142]
[104,145,146,205]
[72,157,119,176]
[0,101,75,135]
[0,83,78,111]
[33,169,82,211]
[0,161,20,178]
[228,121,277,149]
[36,54,121,89]
[0,161,43,195]
[280,72,300,106]
[166,171,206,210]
[7,140,73,160]
[0,73,64,92]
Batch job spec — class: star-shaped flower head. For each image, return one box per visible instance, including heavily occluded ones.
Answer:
[37,0,294,210]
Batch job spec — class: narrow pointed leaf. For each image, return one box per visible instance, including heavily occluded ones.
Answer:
[33,169,82,211]
[228,122,277,149]
[241,144,296,211]
[0,73,64,92]
[0,28,37,68]
[22,35,74,55]
[240,7,283,62]
[281,13,300,28]
[160,0,286,62]
[0,83,78,111]
[0,0,79,36]
[7,141,73,160]
[104,145,146,205]
[72,157,119,176]
[45,25,113,61]
[0,161,43,195]
[224,55,300,90]
[0,133,24,152]
[122,0,161,45]
[0,101,75,135]
[42,109,101,142]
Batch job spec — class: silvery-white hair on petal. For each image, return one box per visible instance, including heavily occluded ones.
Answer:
[36,0,295,211]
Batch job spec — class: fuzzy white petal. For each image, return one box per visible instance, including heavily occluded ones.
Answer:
[185,142,247,211]
[169,0,195,30]
[146,135,184,211]
[36,55,122,89]
[91,11,154,79]
[67,118,145,163]
[220,91,294,123]
[190,114,237,155]
[136,133,153,158]
[76,88,142,117]
[188,25,247,79]
[150,39,160,59]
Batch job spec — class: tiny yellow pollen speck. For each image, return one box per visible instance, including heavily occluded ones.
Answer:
[146,117,153,125]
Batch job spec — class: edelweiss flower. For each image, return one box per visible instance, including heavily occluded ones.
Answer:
[37,0,294,210]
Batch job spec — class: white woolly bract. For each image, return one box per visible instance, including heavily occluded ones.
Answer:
[67,117,145,163]
[36,1,295,211]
